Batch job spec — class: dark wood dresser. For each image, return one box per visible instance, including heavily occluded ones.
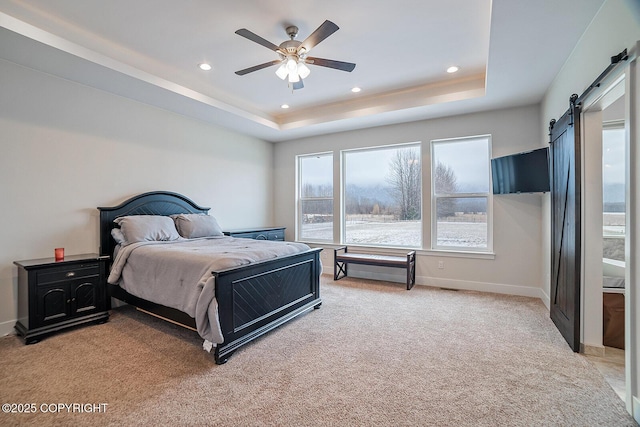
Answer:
[223,227,285,241]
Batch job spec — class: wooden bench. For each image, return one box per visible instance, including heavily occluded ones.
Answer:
[333,246,416,290]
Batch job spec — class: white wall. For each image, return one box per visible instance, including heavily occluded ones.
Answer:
[542,0,639,124]
[0,59,274,336]
[274,105,547,299]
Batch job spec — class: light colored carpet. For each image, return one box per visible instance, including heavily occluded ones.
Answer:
[0,276,636,426]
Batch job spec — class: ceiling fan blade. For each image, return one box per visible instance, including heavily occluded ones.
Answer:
[306,57,356,72]
[292,80,304,90]
[299,20,339,53]
[235,60,282,76]
[235,28,280,52]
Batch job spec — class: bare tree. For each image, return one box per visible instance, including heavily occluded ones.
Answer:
[434,161,458,218]
[302,183,332,198]
[302,183,333,223]
[387,148,421,220]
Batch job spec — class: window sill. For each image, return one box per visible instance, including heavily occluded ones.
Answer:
[296,241,496,260]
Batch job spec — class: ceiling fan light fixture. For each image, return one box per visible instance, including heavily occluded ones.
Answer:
[288,70,300,83]
[275,63,288,80]
[297,62,311,79]
[286,58,297,72]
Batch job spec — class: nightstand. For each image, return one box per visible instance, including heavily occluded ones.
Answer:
[223,227,286,241]
[14,253,110,344]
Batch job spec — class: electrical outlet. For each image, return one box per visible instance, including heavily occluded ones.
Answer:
[438,261,444,269]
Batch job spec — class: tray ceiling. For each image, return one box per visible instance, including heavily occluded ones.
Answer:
[0,0,606,141]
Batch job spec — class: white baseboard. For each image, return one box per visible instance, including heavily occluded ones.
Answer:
[419,275,545,300]
[0,319,16,337]
[539,289,550,310]
[326,269,546,301]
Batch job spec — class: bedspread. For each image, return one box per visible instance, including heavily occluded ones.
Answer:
[108,236,312,343]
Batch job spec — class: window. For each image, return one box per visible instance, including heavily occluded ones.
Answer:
[343,144,421,247]
[431,136,492,251]
[297,153,333,241]
[602,124,625,262]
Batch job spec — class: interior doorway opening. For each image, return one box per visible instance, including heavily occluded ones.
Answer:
[582,78,627,402]
[600,106,626,401]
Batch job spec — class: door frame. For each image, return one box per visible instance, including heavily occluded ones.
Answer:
[579,42,639,420]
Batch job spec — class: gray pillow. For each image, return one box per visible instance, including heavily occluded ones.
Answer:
[171,213,223,239]
[114,215,181,244]
[111,228,126,245]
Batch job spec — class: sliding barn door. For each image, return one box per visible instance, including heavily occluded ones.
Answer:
[549,96,581,352]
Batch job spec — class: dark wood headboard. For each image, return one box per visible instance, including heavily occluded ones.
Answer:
[97,191,210,258]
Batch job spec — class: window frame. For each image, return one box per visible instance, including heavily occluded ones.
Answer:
[430,135,493,253]
[296,152,334,243]
[341,142,422,249]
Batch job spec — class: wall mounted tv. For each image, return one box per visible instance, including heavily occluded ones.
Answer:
[491,147,551,194]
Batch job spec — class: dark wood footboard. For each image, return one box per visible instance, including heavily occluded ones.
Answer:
[213,248,322,364]
[107,248,321,364]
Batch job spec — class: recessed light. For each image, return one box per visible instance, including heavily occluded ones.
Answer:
[198,63,212,71]
[351,87,362,93]
[447,66,459,73]
[281,104,290,109]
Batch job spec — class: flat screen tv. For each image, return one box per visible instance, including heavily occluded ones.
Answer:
[491,147,551,194]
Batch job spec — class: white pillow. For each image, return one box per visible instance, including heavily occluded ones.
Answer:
[114,215,181,244]
[171,214,223,239]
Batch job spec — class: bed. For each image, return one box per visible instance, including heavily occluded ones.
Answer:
[98,191,322,364]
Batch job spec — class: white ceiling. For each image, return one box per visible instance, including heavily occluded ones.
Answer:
[0,0,606,142]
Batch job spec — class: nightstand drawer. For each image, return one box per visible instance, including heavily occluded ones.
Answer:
[37,263,100,285]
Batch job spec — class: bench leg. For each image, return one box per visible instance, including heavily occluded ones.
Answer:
[406,263,416,290]
[334,260,347,281]
[406,256,416,290]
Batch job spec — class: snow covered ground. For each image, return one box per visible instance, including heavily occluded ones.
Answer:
[300,220,486,248]
[299,213,626,250]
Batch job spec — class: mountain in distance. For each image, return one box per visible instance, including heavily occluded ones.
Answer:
[603,183,625,203]
[341,182,625,211]
[604,183,625,212]
[345,183,395,205]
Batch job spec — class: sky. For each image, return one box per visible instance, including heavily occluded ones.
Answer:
[432,137,490,191]
[603,128,625,184]
[344,146,415,186]
[300,139,490,189]
[300,145,418,187]
[299,153,333,187]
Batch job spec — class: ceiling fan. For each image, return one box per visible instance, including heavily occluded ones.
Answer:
[234,20,356,90]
